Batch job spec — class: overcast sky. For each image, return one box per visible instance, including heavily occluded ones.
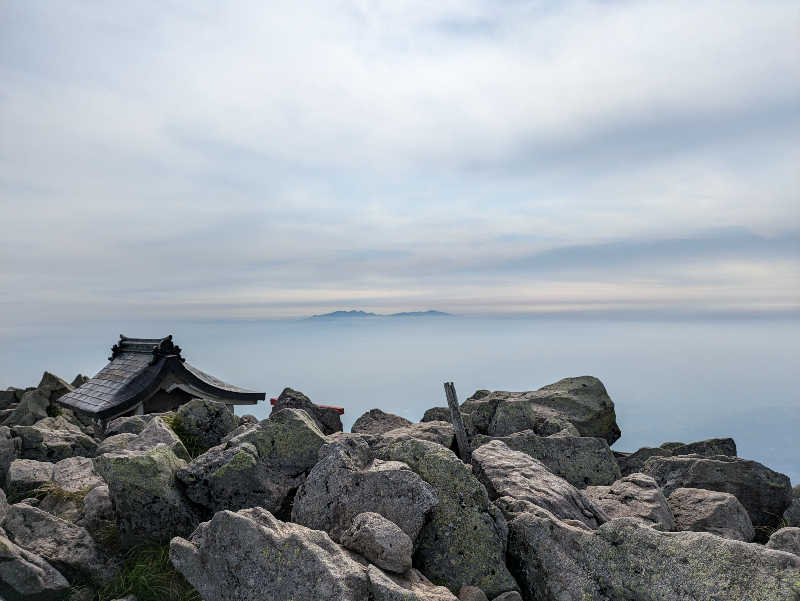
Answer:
[1,1,798,326]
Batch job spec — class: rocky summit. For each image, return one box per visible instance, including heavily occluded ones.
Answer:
[0,372,797,601]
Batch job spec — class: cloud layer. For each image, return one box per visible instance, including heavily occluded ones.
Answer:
[1,1,798,324]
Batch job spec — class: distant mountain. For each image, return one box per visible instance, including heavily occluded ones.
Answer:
[307,309,451,320]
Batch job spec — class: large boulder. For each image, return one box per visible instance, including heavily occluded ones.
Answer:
[372,421,455,450]
[472,440,607,529]
[75,484,115,537]
[667,487,755,542]
[270,387,343,434]
[12,416,97,461]
[352,408,412,435]
[473,431,619,487]
[291,437,438,544]
[36,372,74,402]
[367,565,459,601]
[3,502,116,586]
[341,511,413,574]
[2,389,50,427]
[177,408,326,517]
[126,416,190,461]
[0,425,21,486]
[6,459,54,501]
[96,432,137,454]
[615,447,671,476]
[642,454,791,540]
[37,456,106,522]
[421,407,451,423]
[507,511,800,601]
[94,445,200,546]
[584,473,674,531]
[0,530,70,601]
[173,398,239,452]
[377,438,518,598]
[670,437,736,457]
[70,374,89,388]
[767,527,800,557]
[104,415,148,436]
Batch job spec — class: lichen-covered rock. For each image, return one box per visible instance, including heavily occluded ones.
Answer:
[94,445,199,546]
[584,473,674,530]
[3,502,117,585]
[0,530,70,601]
[671,437,737,457]
[421,406,451,423]
[767,527,800,557]
[352,408,412,435]
[614,446,672,476]
[104,415,148,436]
[507,511,800,601]
[270,387,343,434]
[3,389,50,427]
[126,416,190,461]
[668,487,755,541]
[36,372,74,402]
[459,586,489,601]
[373,420,455,450]
[37,456,107,522]
[367,565,459,601]
[785,497,800,527]
[0,425,21,487]
[173,398,238,451]
[6,458,54,501]
[473,431,619,488]
[75,484,115,537]
[341,511,413,574]
[491,593,523,601]
[292,437,437,544]
[96,432,137,455]
[472,440,607,529]
[12,416,98,462]
[0,488,8,523]
[170,507,373,601]
[642,454,791,540]
[177,408,326,517]
[377,438,518,598]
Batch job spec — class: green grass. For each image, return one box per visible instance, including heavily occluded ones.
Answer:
[167,414,210,459]
[96,544,202,601]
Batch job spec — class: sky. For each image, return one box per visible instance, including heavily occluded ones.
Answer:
[1,1,799,327]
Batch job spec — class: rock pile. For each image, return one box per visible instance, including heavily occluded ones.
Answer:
[0,372,797,601]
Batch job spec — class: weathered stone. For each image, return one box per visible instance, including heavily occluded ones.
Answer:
[70,374,90,388]
[270,387,343,434]
[671,437,737,457]
[459,586,489,601]
[377,438,518,598]
[177,408,326,517]
[472,440,607,529]
[507,511,800,601]
[341,511,413,574]
[785,497,800,527]
[125,416,190,461]
[12,416,97,461]
[373,420,455,450]
[421,407,451,423]
[3,389,50,427]
[615,446,671,476]
[37,372,73,402]
[3,502,116,585]
[473,431,619,487]
[0,488,7,524]
[584,473,674,530]
[173,398,238,451]
[292,437,438,544]
[104,415,148,436]
[491,593,523,601]
[6,459,54,501]
[659,441,685,452]
[668,487,755,541]
[0,425,21,487]
[75,484,115,536]
[767,527,800,556]
[642,454,791,540]
[170,507,373,601]
[94,445,199,546]
[0,389,17,409]
[96,432,137,454]
[367,565,459,601]
[352,408,412,435]
[0,530,70,601]
[36,457,106,522]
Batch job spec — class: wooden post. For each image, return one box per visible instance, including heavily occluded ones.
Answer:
[444,381,472,464]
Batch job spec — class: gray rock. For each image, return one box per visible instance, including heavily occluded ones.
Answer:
[177,408,327,517]
[352,408,412,435]
[659,441,685,453]
[270,387,343,434]
[0,389,17,410]
[292,437,438,544]
[70,374,90,388]
[507,511,800,601]
[126,416,190,461]
[377,438,518,598]
[461,377,620,444]
[367,565,459,601]
[3,502,116,586]
[3,389,50,427]
[0,530,70,601]
[421,407,451,422]
[6,459,54,501]
[473,431,620,487]
[75,484,115,536]
[668,487,755,541]
[173,398,239,451]
[459,586,489,601]
[615,446,671,476]
[12,416,98,461]
[104,415,148,436]
[0,488,7,524]
[472,440,607,529]
[37,457,106,522]
[96,432,137,454]
[36,372,74,402]
[671,437,737,457]
[170,507,373,601]
[767,527,800,556]
[491,593,522,601]
[785,498,800,527]
[0,425,21,487]
[642,454,791,540]
[94,445,200,546]
[341,511,413,574]
[373,420,455,450]
[584,473,674,530]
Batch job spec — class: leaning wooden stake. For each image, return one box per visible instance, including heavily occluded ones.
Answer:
[444,381,472,464]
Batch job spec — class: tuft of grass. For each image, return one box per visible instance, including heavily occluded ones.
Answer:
[8,482,90,505]
[47,403,63,417]
[168,414,209,459]
[97,544,202,601]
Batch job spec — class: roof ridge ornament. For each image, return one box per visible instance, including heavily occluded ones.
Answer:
[151,334,185,365]
[108,334,185,362]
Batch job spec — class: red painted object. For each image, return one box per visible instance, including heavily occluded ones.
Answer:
[270,397,345,415]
